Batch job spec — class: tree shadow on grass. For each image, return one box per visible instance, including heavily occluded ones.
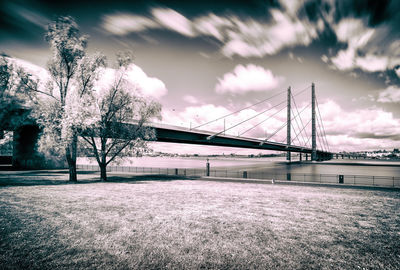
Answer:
[0,172,199,187]
[105,174,199,183]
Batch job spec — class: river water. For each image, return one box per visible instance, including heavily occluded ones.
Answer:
[78,156,400,178]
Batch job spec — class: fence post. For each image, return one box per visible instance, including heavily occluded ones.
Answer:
[373,176,374,186]
[175,168,178,175]
[338,175,344,184]
[206,159,210,177]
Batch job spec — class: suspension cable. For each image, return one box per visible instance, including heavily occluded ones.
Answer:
[290,119,305,147]
[238,103,287,137]
[291,107,307,147]
[316,98,330,152]
[260,102,311,144]
[207,98,288,140]
[291,92,309,146]
[193,85,311,130]
[192,88,287,130]
[291,118,312,147]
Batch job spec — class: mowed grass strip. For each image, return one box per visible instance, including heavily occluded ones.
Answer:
[0,179,399,269]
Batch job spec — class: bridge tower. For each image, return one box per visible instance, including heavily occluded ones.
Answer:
[311,82,317,161]
[286,86,291,161]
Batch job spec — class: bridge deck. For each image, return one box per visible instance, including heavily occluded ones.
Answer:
[150,123,328,155]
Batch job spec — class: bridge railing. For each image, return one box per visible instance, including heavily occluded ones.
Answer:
[77,164,400,188]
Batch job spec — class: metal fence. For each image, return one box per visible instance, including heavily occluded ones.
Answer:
[76,164,400,188]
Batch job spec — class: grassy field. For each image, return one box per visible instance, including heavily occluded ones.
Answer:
[0,176,399,269]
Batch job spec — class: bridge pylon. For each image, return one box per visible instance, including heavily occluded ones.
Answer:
[286,86,291,162]
[311,82,317,161]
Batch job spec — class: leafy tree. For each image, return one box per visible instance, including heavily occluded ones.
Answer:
[0,55,43,134]
[27,16,89,181]
[78,52,162,181]
[0,56,30,130]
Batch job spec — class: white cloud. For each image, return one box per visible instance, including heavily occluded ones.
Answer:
[377,86,400,103]
[102,13,159,35]
[355,54,389,72]
[317,100,400,151]
[94,64,168,99]
[279,0,302,16]
[330,48,355,70]
[334,18,374,48]
[215,64,284,94]
[125,65,168,99]
[396,67,400,78]
[183,95,199,104]
[151,8,195,37]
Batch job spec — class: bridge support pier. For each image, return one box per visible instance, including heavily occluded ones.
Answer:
[12,124,42,169]
[299,152,302,161]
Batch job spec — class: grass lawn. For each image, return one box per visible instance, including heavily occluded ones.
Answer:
[0,176,399,269]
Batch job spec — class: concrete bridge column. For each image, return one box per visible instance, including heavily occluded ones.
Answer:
[311,83,317,161]
[286,87,291,162]
[299,152,302,161]
[12,125,42,169]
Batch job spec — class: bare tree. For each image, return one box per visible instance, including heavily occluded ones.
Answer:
[79,52,162,181]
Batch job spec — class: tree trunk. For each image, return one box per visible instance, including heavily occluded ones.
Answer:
[99,163,107,181]
[66,152,77,182]
[65,133,78,182]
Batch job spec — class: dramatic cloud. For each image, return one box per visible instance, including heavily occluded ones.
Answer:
[3,2,49,29]
[197,10,320,58]
[101,5,321,58]
[100,1,399,69]
[215,64,284,94]
[102,13,159,35]
[377,86,400,103]
[151,8,195,37]
[328,17,400,76]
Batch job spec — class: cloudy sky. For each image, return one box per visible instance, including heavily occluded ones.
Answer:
[1,0,400,154]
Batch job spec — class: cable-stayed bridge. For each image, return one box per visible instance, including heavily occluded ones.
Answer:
[151,83,333,161]
[4,82,356,168]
